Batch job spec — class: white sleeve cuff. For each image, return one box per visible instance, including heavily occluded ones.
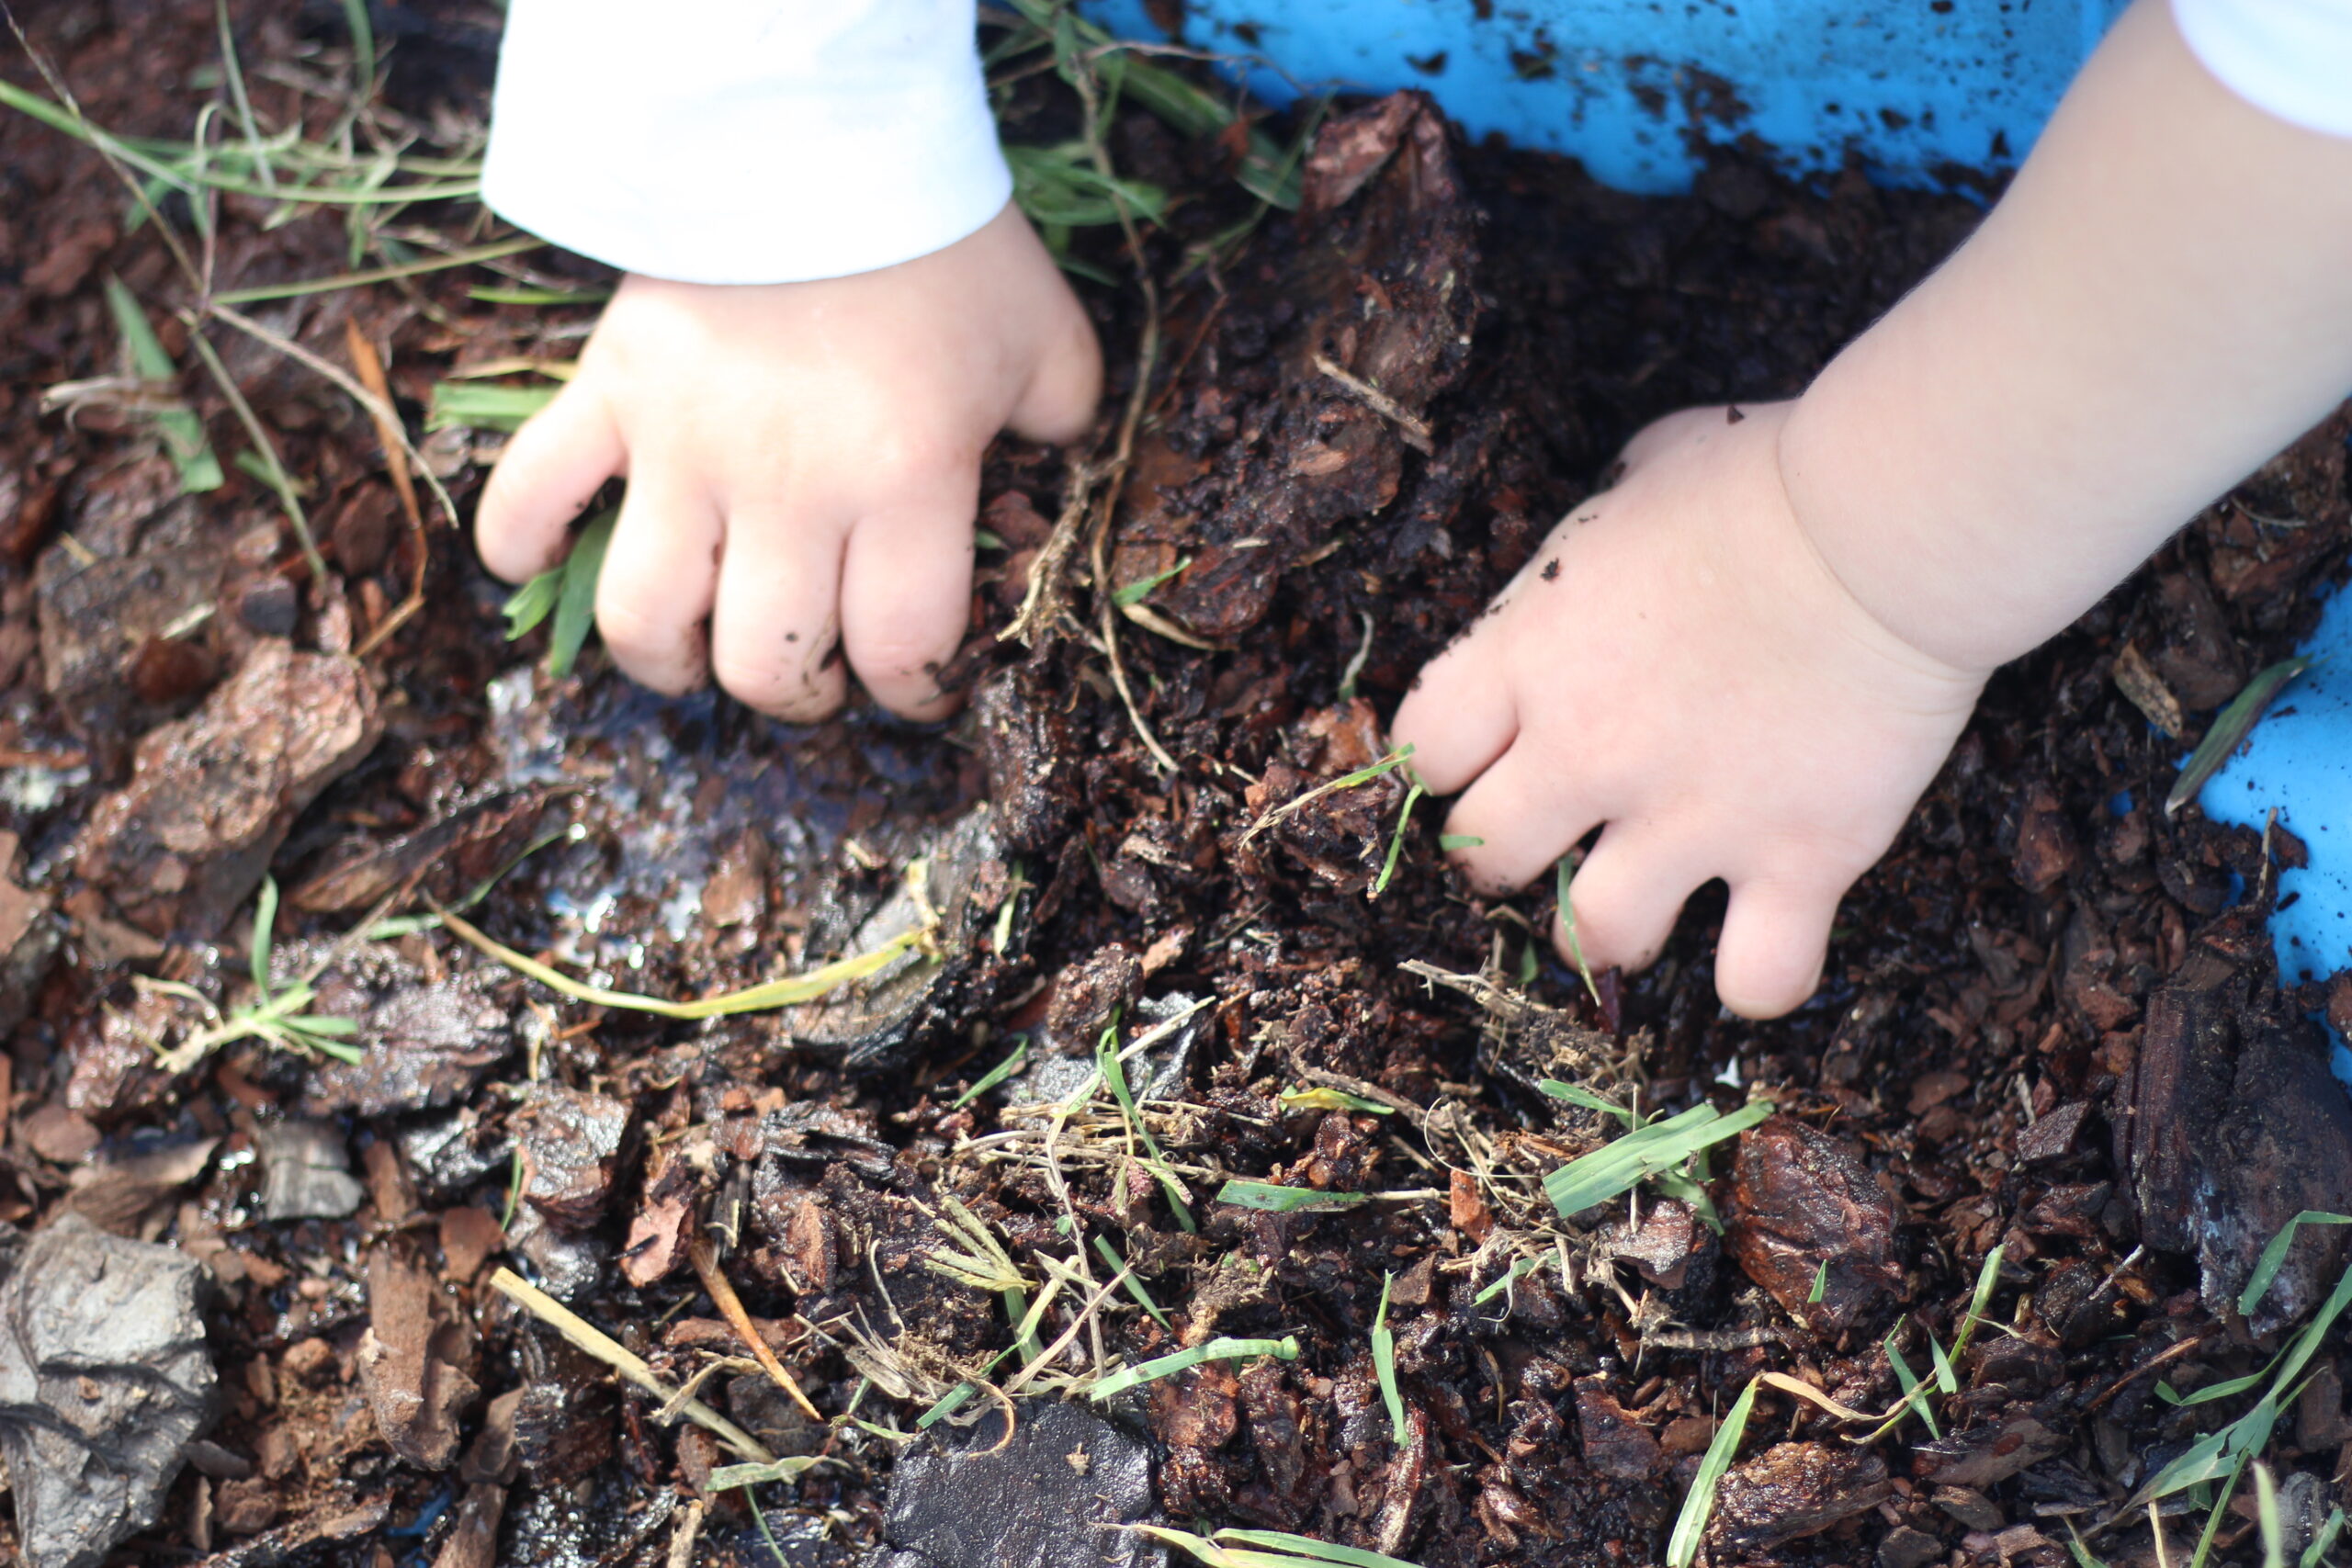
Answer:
[2173,0,2352,139]
[482,0,1014,285]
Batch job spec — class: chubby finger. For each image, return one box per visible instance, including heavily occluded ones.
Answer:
[1713,874,1843,1020]
[1555,823,1709,974]
[840,493,976,722]
[710,508,850,723]
[1005,288,1103,446]
[477,378,626,583]
[1392,631,1521,798]
[594,476,721,696]
[1440,747,1604,897]
[1613,406,1715,473]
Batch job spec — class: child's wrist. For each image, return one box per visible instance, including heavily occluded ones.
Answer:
[1771,395,2019,683]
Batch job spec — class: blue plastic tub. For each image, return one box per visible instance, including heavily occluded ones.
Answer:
[1087,0,2352,994]
[1087,0,2131,191]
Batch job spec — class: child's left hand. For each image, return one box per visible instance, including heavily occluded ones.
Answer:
[1392,401,1988,1018]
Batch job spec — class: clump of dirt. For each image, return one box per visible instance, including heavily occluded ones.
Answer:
[0,6,2347,1568]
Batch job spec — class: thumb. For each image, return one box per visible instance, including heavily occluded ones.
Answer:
[1005,278,1103,446]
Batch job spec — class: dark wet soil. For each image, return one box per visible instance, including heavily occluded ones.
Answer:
[2,5,2350,1568]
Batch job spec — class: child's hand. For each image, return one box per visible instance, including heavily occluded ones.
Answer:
[1393,402,1987,1018]
[476,202,1101,721]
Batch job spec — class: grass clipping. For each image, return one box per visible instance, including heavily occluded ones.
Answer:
[433,857,941,1020]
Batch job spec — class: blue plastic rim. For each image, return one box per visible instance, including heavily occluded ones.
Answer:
[1087,0,2131,192]
[2206,585,2352,991]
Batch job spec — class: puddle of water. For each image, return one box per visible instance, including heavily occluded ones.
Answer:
[481,661,977,965]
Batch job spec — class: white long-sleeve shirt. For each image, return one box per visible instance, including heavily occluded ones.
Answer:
[482,0,2352,288]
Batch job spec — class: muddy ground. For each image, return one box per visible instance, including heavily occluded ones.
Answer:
[1,5,2350,1568]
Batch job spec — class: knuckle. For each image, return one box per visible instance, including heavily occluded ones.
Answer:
[853,628,956,683]
[714,647,841,722]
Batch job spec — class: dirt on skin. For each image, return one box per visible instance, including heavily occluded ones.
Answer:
[0,5,2349,1568]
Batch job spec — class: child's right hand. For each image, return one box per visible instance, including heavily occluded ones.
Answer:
[475,201,1102,722]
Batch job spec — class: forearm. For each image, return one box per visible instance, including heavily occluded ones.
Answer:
[1778,0,2352,675]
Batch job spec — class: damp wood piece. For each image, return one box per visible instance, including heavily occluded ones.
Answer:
[30,456,229,771]
[254,1119,363,1221]
[1103,90,1479,644]
[1910,1414,2065,1490]
[1576,1376,1663,1481]
[2114,934,2247,1254]
[355,1242,479,1471]
[67,638,380,943]
[512,1085,631,1235]
[870,1400,1162,1568]
[1724,1118,1903,1332]
[790,806,1013,1072]
[0,1213,219,1568]
[299,942,514,1119]
[0,831,57,1035]
[2199,1015,2352,1332]
[1706,1442,1892,1552]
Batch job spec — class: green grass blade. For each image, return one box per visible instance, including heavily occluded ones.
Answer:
[1536,1079,1639,1126]
[1216,1179,1370,1213]
[1884,1332,1941,1439]
[1277,1086,1393,1115]
[1371,780,1423,899]
[1553,854,1602,1005]
[503,569,562,641]
[1093,1235,1173,1330]
[1373,1271,1408,1446]
[336,0,376,91]
[1111,556,1189,606]
[546,508,616,678]
[1543,1100,1773,1222]
[1668,1377,1758,1568]
[954,1042,1029,1109]
[1089,1335,1297,1402]
[2240,1212,2352,1316]
[1950,1244,2008,1359]
[429,379,560,433]
[101,278,223,492]
[219,238,541,306]
[2167,656,2315,818]
[1213,1531,1423,1568]
[1473,1255,1541,1306]
[2301,1506,2344,1568]
[1097,1021,1197,1233]
[2257,1465,2286,1568]
[250,874,278,999]
[1129,1525,1246,1568]
[2066,1523,2112,1568]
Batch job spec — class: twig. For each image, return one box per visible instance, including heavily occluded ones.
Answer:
[181,323,328,585]
[1238,746,1414,845]
[2085,1334,2209,1415]
[689,1237,824,1422]
[1312,353,1432,453]
[207,300,460,530]
[1002,454,1101,647]
[666,1500,705,1568]
[343,319,429,657]
[489,1268,775,1462]
[1094,601,1182,775]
